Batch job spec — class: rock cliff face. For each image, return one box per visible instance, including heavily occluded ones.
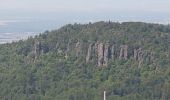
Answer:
[134,49,138,61]
[84,42,115,66]
[42,40,154,67]
[111,45,115,60]
[26,41,43,63]
[96,42,104,66]
[75,41,81,57]
[32,41,42,62]
[34,41,41,56]
[103,43,110,66]
[86,43,93,63]
[119,45,128,60]
[133,48,155,68]
[137,48,144,68]
[65,42,70,60]
[84,42,154,67]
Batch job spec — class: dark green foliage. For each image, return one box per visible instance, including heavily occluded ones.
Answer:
[0,21,169,100]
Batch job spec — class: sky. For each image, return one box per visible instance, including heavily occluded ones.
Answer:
[1,0,170,23]
[0,0,170,13]
[0,0,170,43]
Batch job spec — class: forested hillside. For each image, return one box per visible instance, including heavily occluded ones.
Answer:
[0,21,170,100]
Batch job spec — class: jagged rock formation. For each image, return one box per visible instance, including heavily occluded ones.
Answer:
[33,41,42,62]
[86,43,93,63]
[65,42,70,60]
[27,41,43,63]
[133,48,144,68]
[150,52,155,63]
[134,49,138,61]
[124,45,128,60]
[88,42,114,66]
[119,45,128,60]
[55,40,155,67]
[111,45,115,60]
[133,48,155,68]
[75,41,81,57]
[103,43,110,66]
[138,48,144,68]
[34,41,41,56]
[96,42,104,66]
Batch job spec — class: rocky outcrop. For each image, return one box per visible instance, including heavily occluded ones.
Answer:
[96,43,104,66]
[119,46,123,60]
[75,41,81,57]
[137,48,144,68]
[103,43,110,66]
[124,45,128,60]
[134,49,138,61]
[65,42,70,60]
[29,40,154,67]
[95,41,99,58]
[150,52,155,63]
[25,41,43,63]
[54,40,155,68]
[34,41,41,56]
[86,43,93,63]
[133,48,156,68]
[111,45,115,60]
[92,42,113,66]
[32,41,42,62]
[119,45,128,60]
[133,48,145,68]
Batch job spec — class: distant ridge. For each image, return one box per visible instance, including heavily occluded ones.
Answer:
[0,21,169,100]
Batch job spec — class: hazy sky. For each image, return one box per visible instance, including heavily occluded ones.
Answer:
[0,0,170,43]
[1,0,170,23]
[0,0,170,12]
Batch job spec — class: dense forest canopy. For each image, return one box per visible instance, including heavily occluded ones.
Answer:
[0,21,170,100]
